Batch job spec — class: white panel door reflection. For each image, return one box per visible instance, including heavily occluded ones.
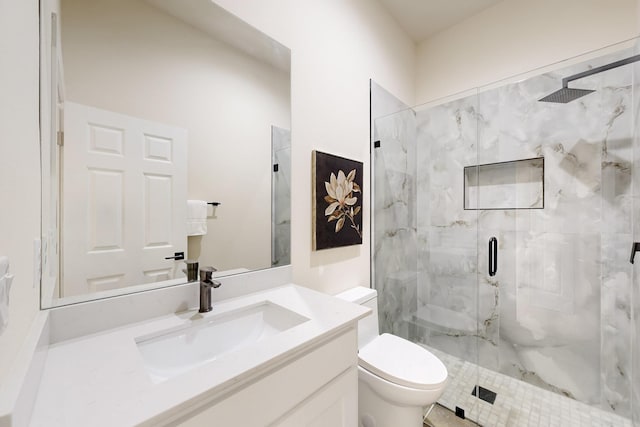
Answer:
[63,102,187,297]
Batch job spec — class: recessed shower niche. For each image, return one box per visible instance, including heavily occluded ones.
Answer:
[463,157,544,210]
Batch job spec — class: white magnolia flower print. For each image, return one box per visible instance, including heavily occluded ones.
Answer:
[324,169,361,237]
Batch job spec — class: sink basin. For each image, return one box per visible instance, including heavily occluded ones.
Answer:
[136,301,309,382]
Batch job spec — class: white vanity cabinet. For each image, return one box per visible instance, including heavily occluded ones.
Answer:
[25,284,369,427]
[172,328,358,427]
[273,368,357,427]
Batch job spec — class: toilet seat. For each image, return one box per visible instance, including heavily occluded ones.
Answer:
[358,333,447,391]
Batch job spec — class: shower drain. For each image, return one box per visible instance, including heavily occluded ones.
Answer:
[471,385,497,404]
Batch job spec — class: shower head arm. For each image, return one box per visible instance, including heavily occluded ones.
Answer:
[561,54,640,88]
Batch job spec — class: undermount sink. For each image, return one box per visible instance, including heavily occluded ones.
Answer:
[135,301,309,382]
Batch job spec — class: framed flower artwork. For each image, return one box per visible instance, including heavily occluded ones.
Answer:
[312,150,363,250]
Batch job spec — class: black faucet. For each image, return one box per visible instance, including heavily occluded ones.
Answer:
[199,266,222,313]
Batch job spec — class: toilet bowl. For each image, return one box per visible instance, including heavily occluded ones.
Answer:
[336,287,448,427]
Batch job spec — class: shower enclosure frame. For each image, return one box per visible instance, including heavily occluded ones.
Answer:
[371,37,640,427]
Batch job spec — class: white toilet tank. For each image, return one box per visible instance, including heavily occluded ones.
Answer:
[335,286,379,348]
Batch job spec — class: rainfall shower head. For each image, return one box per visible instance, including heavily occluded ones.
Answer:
[538,87,595,103]
[539,54,640,104]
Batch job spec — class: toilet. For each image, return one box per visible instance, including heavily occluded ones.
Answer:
[336,286,448,427]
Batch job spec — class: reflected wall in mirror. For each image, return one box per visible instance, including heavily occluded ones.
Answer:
[41,0,291,308]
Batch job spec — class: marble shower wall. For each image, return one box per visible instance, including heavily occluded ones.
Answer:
[371,81,417,339]
[271,126,291,267]
[413,94,482,367]
[632,46,640,427]
[411,48,635,417]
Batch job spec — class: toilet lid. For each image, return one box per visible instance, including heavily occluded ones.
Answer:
[358,333,448,390]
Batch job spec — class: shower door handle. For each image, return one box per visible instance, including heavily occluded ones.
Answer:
[630,242,640,264]
[488,237,498,277]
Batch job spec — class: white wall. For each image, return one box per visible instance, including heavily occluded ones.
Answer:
[212,0,416,294]
[416,0,639,104]
[0,0,41,383]
[61,0,290,273]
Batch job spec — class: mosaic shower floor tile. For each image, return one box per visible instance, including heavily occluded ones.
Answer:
[422,344,632,427]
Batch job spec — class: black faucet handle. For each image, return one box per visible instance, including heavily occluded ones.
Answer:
[199,266,217,281]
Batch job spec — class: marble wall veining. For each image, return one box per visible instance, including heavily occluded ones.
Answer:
[372,46,638,420]
[414,94,483,368]
[476,49,633,415]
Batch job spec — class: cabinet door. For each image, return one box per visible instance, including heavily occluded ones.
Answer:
[173,330,358,427]
[273,367,358,427]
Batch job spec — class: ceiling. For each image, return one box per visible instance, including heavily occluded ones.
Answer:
[377,0,505,43]
[147,0,290,72]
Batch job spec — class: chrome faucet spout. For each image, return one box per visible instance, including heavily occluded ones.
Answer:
[199,266,221,313]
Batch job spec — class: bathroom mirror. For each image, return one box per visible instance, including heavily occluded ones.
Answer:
[40,0,291,307]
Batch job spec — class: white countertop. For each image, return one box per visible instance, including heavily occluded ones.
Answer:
[29,284,369,427]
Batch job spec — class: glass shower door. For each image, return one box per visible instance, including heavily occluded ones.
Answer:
[371,81,482,421]
[412,94,482,420]
[372,40,640,426]
[371,103,419,340]
[474,44,637,423]
[632,40,640,427]
[271,126,291,267]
